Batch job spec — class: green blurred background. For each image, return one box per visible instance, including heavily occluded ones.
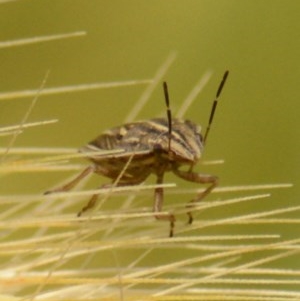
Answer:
[0,1,299,236]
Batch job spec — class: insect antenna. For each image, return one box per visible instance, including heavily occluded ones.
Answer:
[163,81,172,152]
[203,70,229,145]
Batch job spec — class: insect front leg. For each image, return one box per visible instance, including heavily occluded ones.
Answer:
[153,173,176,237]
[173,167,218,224]
[44,165,95,195]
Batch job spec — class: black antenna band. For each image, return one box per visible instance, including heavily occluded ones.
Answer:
[203,70,229,144]
[163,81,172,152]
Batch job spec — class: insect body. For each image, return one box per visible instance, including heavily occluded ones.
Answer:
[83,118,202,184]
[45,71,229,237]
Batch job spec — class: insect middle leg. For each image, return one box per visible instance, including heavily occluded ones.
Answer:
[44,165,95,195]
[77,182,129,217]
[78,174,148,217]
[153,173,175,237]
[77,190,99,217]
[173,167,218,224]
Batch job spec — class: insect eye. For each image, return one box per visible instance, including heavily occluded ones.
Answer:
[116,133,123,140]
[153,143,163,151]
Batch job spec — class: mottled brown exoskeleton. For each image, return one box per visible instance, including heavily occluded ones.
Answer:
[45,71,229,237]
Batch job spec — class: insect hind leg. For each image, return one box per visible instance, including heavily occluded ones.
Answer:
[173,167,218,224]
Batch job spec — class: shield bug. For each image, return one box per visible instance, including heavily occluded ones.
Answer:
[45,71,229,237]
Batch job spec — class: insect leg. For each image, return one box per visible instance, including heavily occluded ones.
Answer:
[77,179,145,217]
[153,173,176,237]
[77,191,99,217]
[173,168,218,224]
[44,165,95,194]
[77,182,124,217]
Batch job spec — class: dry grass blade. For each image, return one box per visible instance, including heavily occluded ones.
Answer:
[1,71,50,162]
[124,52,177,123]
[176,70,213,119]
[0,31,86,49]
[0,79,153,101]
[0,119,58,135]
